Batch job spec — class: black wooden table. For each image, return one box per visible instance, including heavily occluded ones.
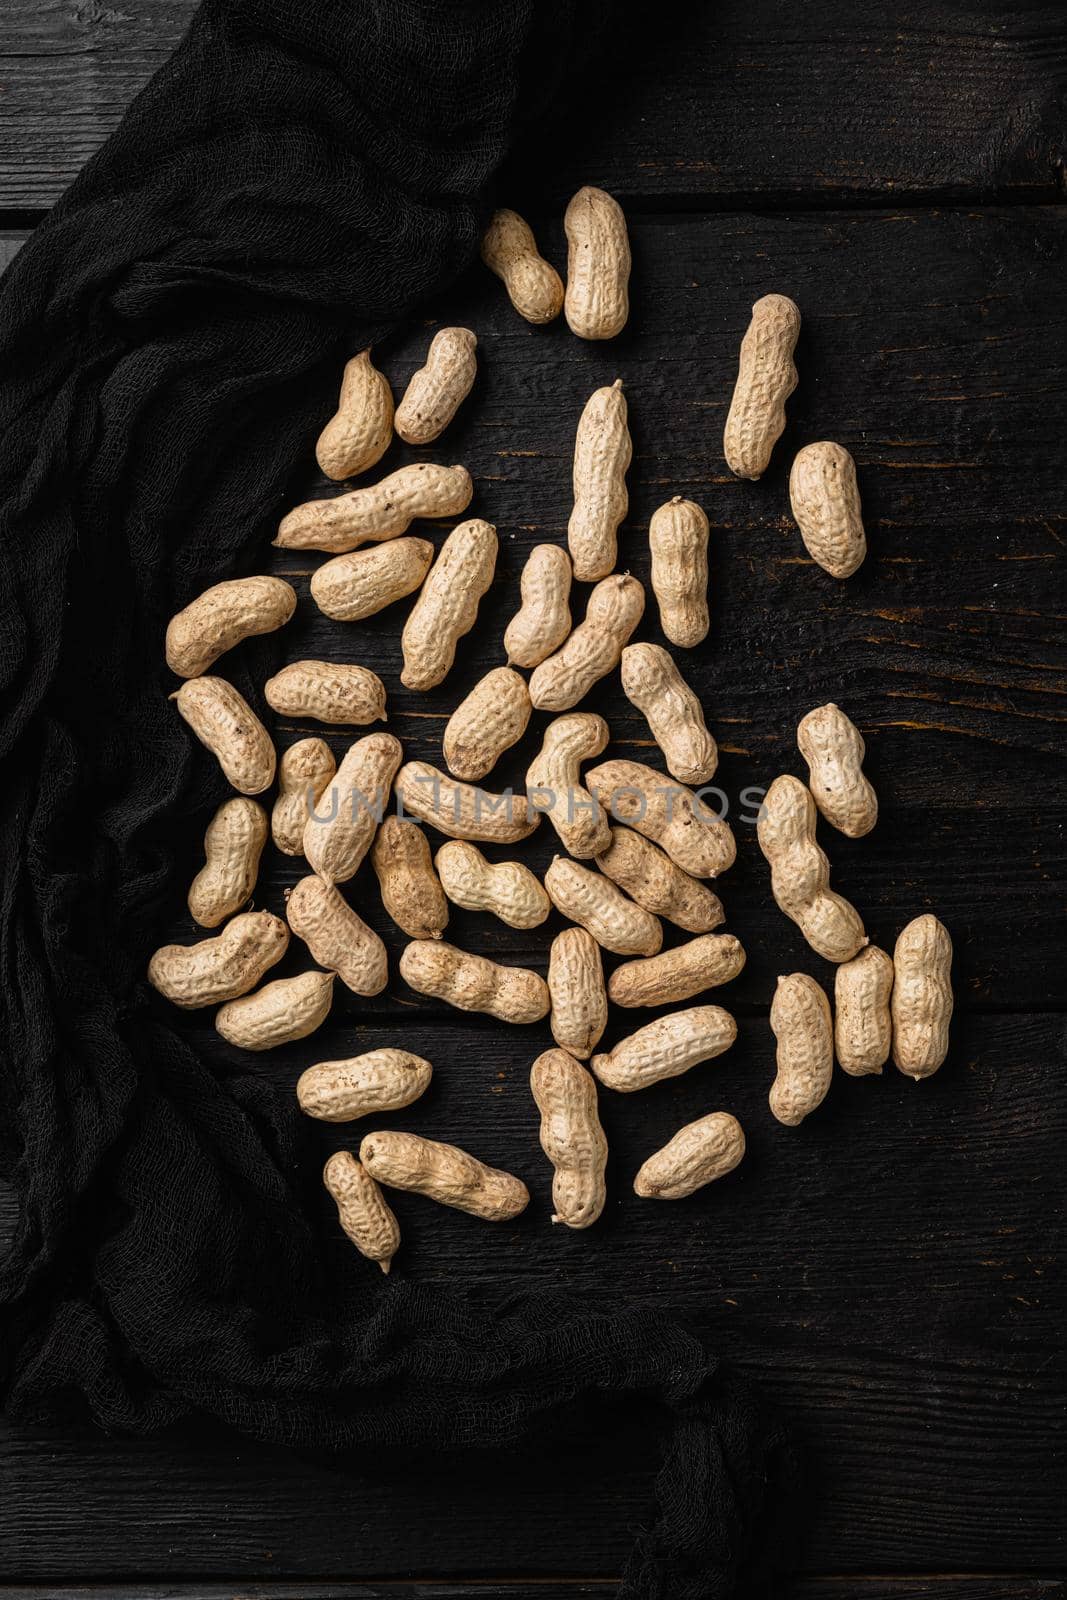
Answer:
[1,4,1065,1597]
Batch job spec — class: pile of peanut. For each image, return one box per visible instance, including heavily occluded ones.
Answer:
[151,188,954,1273]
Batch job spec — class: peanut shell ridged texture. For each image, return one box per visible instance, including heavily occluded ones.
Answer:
[401,518,498,690]
[548,928,608,1060]
[595,827,723,933]
[400,940,549,1024]
[285,873,388,997]
[395,761,539,844]
[275,463,472,553]
[148,911,289,1009]
[481,209,564,325]
[634,1112,745,1200]
[265,660,387,726]
[789,442,867,578]
[315,350,394,481]
[395,327,477,445]
[723,294,801,480]
[567,380,631,581]
[370,816,448,940]
[323,1152,400,1273]
[592,1005,737,1093]
[172,677,276,794]
[298,1050,433,1123]
[443,667,532,781]
[303,732,402,885]
[797,702,877,837]
[216,969,335,1051]
[272,738,337,856]
[835,945,894,1076]
[564,186,630,341]
[526,712,611,859]
[620,643,718,785]
[545,855,662,957]
[360,1130,529,1221]
[310,538,434,622]
[756,774,867,962]
[188,797,268,928]
[891,915,953,1080]
[504,544,572,668]
[165,576,296,679]
[528,574,644,713]
[770,973,833,1126]
[585,759,735,879]
[608,934,746,1009]
[435,841,550,930]
[649,497,709,648]
[530,1049,608,1229]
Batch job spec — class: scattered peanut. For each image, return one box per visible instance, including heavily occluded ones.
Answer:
[370,816,449,941]
[188,797,268,928]
[545,855,662,957]
[526,712,611,859]
[530,1049,608,1229]
[723,293,801,480]
[757,775,867,962]
[310,538,434,622]
[265,660,387,726]
[634,1112,745,1200]
[298,1049,433,1122]
[401,518,498,690]
[435,841,550,929]
[172,677,276,794]
[215,969,335,1051]
[315,350,394,481]
[303,732,402,885]
[769,972,833,1126]
[148,911,289,1008]
[564,186,630,341]
[584,759,735,878]
[528,573,644,712]
[504,544,573,668]
[797,702,877,837]
[591,1005,736,1093]
[443,667,531,781]
[360,1130,530,1221]
[275,463,473,553]
[608,933,746,1009]
[400,940,549,1024]
[547,927,608,1060]
[595,827,724,933]
[272,738,337,856]
[322,1151,400,1273]
[568,380,631,581]
[165,576,296,679]
[834,945,894,1076]
[891,915,953,1080]
[648,497,709,648]
[285,873,388,997]
[481,209,564,324]
[395,761,539,844]
[395,327,478,445]
[789,442,866,578]
[620,643,717,785]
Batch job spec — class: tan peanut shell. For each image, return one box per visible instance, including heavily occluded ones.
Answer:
[215,969,335,1051]
[526,712,611,859]
[504,544,573,668]
[401,518,498,690]
[435,841,550,930]
[481,209,564,325]
[370,816,448,940]
[310,538,434,622]
[835,945,894,1076]
[272,738,337,856]
[757,775,867,963]
[360,1130,529,1221]
[285,873,388,997]
[275,463,473,553]
[165,576,296,679]
[770,972,833,1126]
[400,940,549,1025]
[148,911,289,1009]
[723,294,801,480]
[545,855,662,958]
[564,186,630,341]
[634,1112,745,1201]
[891,915,953,1080]
[608,933,746,1009]
[298,1049,432,1123]
[303,732,402,885]
[528,574,644,712]
[797,702,877,837]
[265,660,387,726]
[188,797,268,928]
[789,442,866,578]
[595,827,723,934]
[172,677,276,795]
[548,928,608,1060]
[395,760,539,844]
[584,759,736,879]
[443,667,531,781]
[620,643,718,785]
[323,1152,400,1273]
[592,1005,736,1093]
[567,380,631,581]
[395,327,477,445]
[649,497,709,648]
[315,350,394,481]
[530,1049,608,1229]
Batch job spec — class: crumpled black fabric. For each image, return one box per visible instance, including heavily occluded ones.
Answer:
[0,2,796,1593]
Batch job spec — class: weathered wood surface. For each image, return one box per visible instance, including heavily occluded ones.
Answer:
[1,1584,1062,1600]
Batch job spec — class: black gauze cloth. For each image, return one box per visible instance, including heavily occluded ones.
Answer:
[0,2,795,1593]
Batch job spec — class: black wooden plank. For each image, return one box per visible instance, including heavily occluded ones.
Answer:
[0,3,1064,210]
[1,1582,1062,1600]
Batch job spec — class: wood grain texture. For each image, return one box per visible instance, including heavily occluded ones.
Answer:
[2,1584,1061,1600]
